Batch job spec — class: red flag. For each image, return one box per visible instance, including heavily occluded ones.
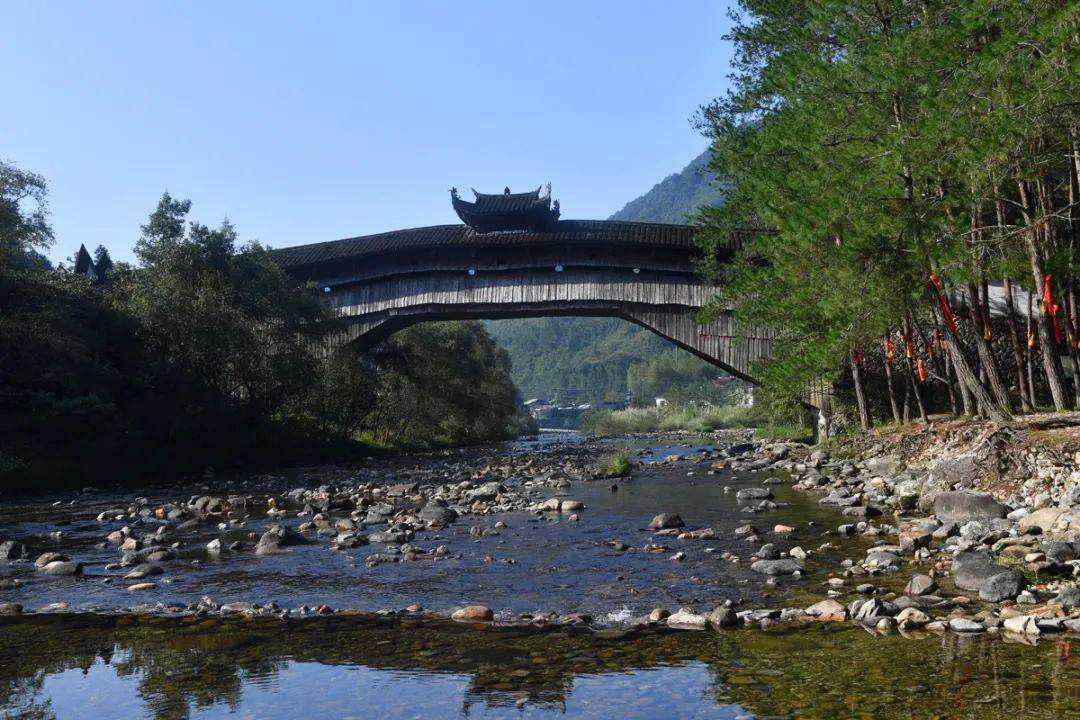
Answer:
[928,274,957,333]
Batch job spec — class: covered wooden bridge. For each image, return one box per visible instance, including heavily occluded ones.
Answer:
[271,185,774,383]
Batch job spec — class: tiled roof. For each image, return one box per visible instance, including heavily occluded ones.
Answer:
[271,220,706,270]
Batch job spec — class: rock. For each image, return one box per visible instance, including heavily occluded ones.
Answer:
[951,550,1025,600]
[539,498,562,512]
[1018,507,1065,534]
[864,551,902,570]
[948,617,985,633]
[854,598,897,624]
[256,524,308,554]
[979,571,1026,602]
[1050,586,1080,611]
[667,607,709,630]
[789,546,807,560]
[648,607,670,623]
[1002,615,1041,635]
[34,552,67,568]
[933,491,1006,524]
[805,599,847,622]
[774,524,795,533]
[451,605,493,622]
[206,539,224,553]
[560,500,585,512]
[1041,541,1080,564]
[899,526,933,553]
[750,558,802,575]
[736,487,773,500]
[905,574,938,596]
[756,543,779,560]
[40,560,81,576]
[123,563,163,580]
[0,540,28,561]
[707,606,740,628]
[649,513,684,530]
[896,607,929,628]
[0,602,23,615]
[419,504,458,527]
[464,482,504,503]
[128,582,156,592]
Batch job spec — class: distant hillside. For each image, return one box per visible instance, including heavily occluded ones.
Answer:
[487,148,727,405]
[609,149,724,224]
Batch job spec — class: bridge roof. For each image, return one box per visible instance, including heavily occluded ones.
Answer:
[271,219,702,270]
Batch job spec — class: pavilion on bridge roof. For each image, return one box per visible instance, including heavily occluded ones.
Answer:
[450,183,560,233]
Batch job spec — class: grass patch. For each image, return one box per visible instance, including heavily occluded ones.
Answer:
[596,451,633,478]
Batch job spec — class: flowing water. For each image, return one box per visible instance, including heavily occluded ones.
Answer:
[2,433,1079,719]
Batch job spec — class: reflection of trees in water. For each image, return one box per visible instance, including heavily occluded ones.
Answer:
[0,674,56,720]
[111,632,287,720]
[1,617,1079,720]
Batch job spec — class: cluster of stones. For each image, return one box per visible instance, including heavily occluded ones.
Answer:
[0,443,612,613]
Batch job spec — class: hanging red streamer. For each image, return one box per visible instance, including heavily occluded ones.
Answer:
[853,350,863,366]
[883,337,895,364]
[903,328,914,359]
[928,274,957,333]
[1044,274,1062,344]
[917,358,927,382]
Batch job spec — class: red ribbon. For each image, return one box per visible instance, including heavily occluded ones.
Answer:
[917,358,927,382]
[903,328,914,359]
[883,337,895,364]
[929,274,957,333]
[1045,274,1062,344]
[853,350,863,366]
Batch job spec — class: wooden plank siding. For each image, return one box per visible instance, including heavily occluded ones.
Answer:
[274,221,774,382]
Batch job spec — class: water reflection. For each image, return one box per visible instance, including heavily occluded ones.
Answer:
[2,615,1079,719]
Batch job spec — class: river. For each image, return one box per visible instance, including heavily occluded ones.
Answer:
[1,432,1078,718]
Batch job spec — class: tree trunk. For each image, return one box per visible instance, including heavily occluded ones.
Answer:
[902,315,928,423]
[1017,179,1068,410]
[932,300,1011,424]
[882,334,901,423]
[965,281,1012,411]
[931,312,960,415]
[850,350,871,432]
[1002,278,1033,412]
[1027,292,1037,408]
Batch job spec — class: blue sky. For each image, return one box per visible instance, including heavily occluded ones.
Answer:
[2,2,735,265]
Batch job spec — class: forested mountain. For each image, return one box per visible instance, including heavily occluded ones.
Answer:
[609,150,724,224]
[486,149,727,405]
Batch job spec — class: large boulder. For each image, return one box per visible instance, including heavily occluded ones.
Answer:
[933,491,1006,524]
[951,550,1025,601]
[1018,507,1065,534]
[255,524,309,554]
[419,503,458,527]
[750,558,803,575]
[649,513,684,530]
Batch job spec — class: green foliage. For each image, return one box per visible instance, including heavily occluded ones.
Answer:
[596,451,633,478]
[695,0,1080,409]
[1,167,530,489]
[484,317,671,404]
[627,349,748,406]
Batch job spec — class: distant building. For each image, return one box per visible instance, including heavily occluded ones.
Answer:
[655,398,670,408]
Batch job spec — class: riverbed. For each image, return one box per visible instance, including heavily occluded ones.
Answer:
[2,432,1079,719]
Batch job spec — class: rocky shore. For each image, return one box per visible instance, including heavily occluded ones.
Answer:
[2,421,1080,644]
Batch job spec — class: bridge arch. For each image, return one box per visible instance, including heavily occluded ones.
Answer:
[272,217,773,384]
